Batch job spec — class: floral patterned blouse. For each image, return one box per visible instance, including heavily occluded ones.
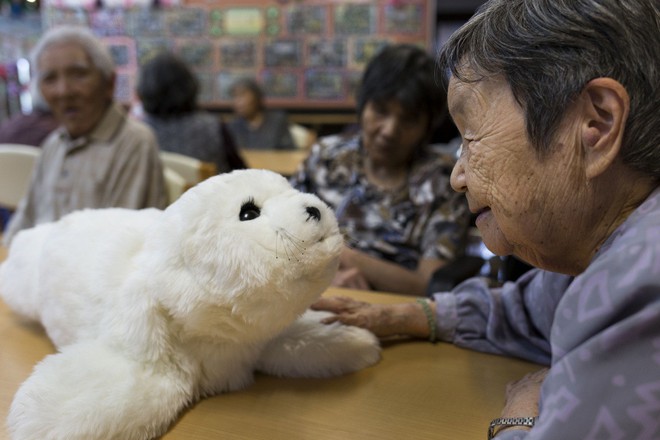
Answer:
[290,133,471,270]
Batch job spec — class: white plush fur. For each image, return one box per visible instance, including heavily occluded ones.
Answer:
[0,169,380,440]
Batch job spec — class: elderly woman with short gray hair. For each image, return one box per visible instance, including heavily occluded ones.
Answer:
[313,0,660,438]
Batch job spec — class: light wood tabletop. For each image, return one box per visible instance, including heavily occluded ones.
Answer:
[241,149,309,177]
[0,244,542,440]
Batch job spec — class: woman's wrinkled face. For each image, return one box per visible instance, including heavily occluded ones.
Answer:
[38,42,114,139]
[232,86,261,120]
[360,99,429,165]
[448,74,582,268]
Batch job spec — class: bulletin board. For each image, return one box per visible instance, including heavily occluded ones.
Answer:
[41,0,435,109]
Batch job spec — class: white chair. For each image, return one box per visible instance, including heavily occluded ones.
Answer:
[163,167,187,205]
[159,151,217,189]
[0,144,40,210]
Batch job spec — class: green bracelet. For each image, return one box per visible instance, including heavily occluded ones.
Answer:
[416,298,437,343]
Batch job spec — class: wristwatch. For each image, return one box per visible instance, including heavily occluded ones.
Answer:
[488,417,537,439]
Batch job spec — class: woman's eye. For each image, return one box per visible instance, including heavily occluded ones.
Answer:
[457,138,474,158]
[239,201,261,221]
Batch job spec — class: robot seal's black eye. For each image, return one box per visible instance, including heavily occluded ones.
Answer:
[239,200,261,221]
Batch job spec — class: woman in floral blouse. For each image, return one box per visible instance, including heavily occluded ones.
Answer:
[290,44,470,296]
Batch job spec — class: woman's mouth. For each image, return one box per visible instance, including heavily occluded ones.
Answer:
[475,207,492,224]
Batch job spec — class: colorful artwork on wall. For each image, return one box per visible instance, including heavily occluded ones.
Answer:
[41,0,435,108]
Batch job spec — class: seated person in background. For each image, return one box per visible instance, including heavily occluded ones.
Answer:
[0,82,58,232]
[227,77,296,150]
[3,26,168,246]
[0,80,58,146]
[314,0,659,438]
[136,52,246,173]
[290,44,471,296]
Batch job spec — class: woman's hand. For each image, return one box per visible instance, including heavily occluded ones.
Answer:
[311,296,431,339]
[332,267,371,290]
[332,246,371,290]
[334,244,437,296]
[488,368,547,437]
[338,245,358,267]
[495,368,548,434]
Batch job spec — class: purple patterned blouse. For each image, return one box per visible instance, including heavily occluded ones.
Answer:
[432,187,660,439]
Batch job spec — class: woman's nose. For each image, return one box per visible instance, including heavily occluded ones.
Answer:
[380,116,400,137]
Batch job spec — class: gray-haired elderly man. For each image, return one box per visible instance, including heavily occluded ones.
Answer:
[4,26,168,246]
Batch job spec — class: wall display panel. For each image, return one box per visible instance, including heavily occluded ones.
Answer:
[41,0,435,109]
[0,13,43,119]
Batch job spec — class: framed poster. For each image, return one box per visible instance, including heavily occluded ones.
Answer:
[383,1,425,35]
[166,8,206,37]
[219,41,257,68]
[305,69,344,101]
[90,8,127,36]
[334,3,376,35]
[104,36,136,69]
[286,5,327,35]
[261,70,299,99]
[308,39,346,68]
[176,40,215,69]
[126,8,166,37]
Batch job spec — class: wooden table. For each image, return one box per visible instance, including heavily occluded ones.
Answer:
[0,244,541,440]
[242,149,309,176]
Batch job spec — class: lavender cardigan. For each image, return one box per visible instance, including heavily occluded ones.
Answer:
[432,187,660,439]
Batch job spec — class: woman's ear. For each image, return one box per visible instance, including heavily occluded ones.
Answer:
[579,77,630,180]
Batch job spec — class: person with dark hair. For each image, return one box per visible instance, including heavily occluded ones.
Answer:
[0,109,57,146]
[3,26,168,246]
[290,44,471,296]
[0,80,58,147]
[136,52,245,172]
[0,80,60,233]
[314,0,659,438]
[227,77,296,150]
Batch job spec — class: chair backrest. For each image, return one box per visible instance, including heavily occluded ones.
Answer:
[289,123,317,150]
[159,151,217,188]
[0,144,41,210]
[163,167,187,205]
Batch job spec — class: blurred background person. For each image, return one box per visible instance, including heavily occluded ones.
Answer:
[290,44,471,296]
[227,77,296,150]
[0,81,59,233]
[136,52,246,173]
[3,26,167,246]
[0,80,58,146]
